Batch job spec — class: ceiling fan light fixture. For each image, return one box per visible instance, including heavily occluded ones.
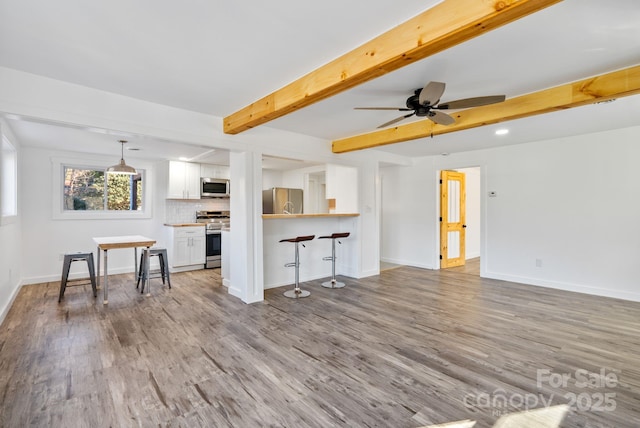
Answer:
[356,81,506,129]
[106,140,137,175]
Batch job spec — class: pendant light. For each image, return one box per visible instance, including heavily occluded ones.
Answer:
[106,140,137,175]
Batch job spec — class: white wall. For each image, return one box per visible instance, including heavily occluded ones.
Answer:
[456,167,480,259]
[262,169,283,190]
[380,126,640,302]
[380,158,437,269]
[0,120,22,323]
[20,146,165,284]
[326,164,359,213]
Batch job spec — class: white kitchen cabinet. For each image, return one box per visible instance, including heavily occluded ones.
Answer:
[167,226,206,271]
[167,161,201,199]
[200,164,230,179]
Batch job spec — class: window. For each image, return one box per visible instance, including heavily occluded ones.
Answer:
[64,166,143,211]
[52,157,150,220]
[1,135,17,219]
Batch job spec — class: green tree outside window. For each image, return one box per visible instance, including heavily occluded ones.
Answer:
[64,167,143,211]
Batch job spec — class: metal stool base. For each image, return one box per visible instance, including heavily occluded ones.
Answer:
[318,232,350,291]
[284,289,311,298]
[321,280,345,289]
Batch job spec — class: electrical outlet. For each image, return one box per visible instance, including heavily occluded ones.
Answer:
[535,259,543,268]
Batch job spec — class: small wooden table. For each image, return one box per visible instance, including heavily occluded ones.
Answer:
[93,235,156,304]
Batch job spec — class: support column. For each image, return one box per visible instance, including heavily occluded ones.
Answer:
[228,151,264,303]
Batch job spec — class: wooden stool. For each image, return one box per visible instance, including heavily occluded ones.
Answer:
[280,235,315,298]
[136,248,171,294]
[318,232,350,289]
[59,252,97,302]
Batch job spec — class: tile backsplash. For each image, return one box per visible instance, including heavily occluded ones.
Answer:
[165,198,230,223]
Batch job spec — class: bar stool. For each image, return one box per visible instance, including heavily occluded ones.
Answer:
[280,235,315,298]
[136,248,171,294]
[319,232,350,289]
[59,252,97,302]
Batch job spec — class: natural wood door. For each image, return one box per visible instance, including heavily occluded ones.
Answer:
[440,170,466,268]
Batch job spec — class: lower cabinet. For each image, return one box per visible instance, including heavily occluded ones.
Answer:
[166,226,205,272]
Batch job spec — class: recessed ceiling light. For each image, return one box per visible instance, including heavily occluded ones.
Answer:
[495,128,509,136]
[179,157,190,161]
[441,152,450,156]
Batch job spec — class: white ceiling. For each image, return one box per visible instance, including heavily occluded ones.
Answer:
[1,0,639,165]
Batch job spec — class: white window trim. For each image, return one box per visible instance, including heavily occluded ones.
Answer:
[52,156,153,220]
[1,135,18,225]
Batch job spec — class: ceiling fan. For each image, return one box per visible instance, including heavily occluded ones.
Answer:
[354,81,506,129]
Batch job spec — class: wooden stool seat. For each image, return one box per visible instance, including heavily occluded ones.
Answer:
[279,235,315,244]
[280,235,315,298]
[318,232,351,240]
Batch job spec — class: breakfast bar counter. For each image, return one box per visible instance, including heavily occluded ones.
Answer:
[262,213,359,290]
[262,213,359,219]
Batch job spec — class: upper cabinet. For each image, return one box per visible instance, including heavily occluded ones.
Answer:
[201,164,230,179]
[163,161,230,199]
[325,164,358,213]
[167,161,201,199]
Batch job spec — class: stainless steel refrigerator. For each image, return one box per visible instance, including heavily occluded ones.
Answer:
[262,188,303,214]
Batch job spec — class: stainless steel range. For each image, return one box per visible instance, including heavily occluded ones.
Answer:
[196,211,230,269]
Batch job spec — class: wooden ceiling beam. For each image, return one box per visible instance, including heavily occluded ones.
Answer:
[332,64,640,153]
[223,0,563,135]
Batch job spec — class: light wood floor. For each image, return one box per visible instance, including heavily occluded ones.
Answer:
[1,267,639,427]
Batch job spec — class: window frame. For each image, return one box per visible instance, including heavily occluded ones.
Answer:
[52,157,152,220]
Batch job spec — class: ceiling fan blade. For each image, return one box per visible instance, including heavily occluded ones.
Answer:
[436,95,506,110]
[354,107,413,111]
[419,81,446,106]
[377,112,415,128]
[428,110,456,126]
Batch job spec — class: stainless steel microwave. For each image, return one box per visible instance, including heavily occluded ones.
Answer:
[201,178,230,198]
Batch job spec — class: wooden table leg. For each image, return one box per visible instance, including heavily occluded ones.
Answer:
[103,249,109,304]
[134,247,138,282]
[96,245,101,289]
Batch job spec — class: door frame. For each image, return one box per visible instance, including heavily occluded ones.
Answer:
[440,169,467,268]
[434,164,485,275]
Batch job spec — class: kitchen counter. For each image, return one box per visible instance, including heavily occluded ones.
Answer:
[262,213,359,290]
[164,223,206,227]
[262,213,359,219]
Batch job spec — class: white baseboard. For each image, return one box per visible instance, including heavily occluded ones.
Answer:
[380,257,435,270]
[169,264,205,273]
[357,268,380,279]
[0,280,22,327]
[484,271,640,302]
